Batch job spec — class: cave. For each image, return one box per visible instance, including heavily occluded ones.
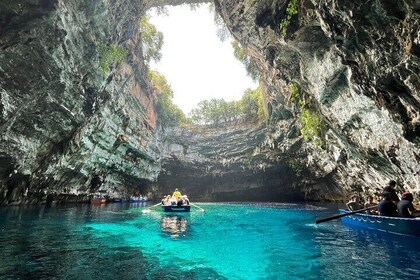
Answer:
[0,0,419,206]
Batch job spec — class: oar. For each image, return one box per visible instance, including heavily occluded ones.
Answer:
[190,203,205,212]
[315,205,377,224]
[141,202,162,213]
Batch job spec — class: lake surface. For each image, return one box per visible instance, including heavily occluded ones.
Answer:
[0,202,419,279]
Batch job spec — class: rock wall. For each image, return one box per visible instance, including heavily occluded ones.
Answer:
[214,0,420,197]
[0,0,162,205]
[1,0,419,205]
[156,123,331,202]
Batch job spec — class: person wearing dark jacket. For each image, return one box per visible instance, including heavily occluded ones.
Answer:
[382,180,400,203]
[378,193,397,217]
[397,192,417,218]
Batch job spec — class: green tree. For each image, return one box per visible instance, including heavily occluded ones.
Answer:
[241,87,268,121]
[148,70,187,126]
[189,99,227,126]
[232,40,260,81]
[208,3,231,42]
[188,87,268,126]
[139,17,164,65]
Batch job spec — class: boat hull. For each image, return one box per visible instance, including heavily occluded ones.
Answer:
[339,209,420,237]
[113,198,126,203]
[162,205,191,212]
[90,199,106,205]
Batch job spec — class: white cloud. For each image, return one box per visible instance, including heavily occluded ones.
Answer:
[149,4,257,115]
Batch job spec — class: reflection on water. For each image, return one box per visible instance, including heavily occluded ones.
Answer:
[161,215,188,238]
[1,203,419,280]
[127,201,147,209]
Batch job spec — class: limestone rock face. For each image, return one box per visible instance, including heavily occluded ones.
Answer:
[0,0,419,205]
[0,0,162,204]
[215,0,420,196]
[156,123,323,202]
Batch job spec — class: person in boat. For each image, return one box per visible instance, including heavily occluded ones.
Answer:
[172,188,182,200]
[383,180,400,203]
[346,195,362,211]
[177,198,183,206]
[182,195,190,205]
[364,195,378,215]
[377,192,397,217]
[397,192,418,218]
[163,195,171,206]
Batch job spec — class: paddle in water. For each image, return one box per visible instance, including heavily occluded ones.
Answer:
[141,202,162,213]
[316,205,377,224]
[190,203,205,211]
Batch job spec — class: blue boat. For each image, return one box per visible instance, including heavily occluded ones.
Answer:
[339,209,420,237]
[112,198,127,203]
[162,205,191,212]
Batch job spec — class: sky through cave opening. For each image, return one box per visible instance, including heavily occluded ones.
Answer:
[147,3,258,116]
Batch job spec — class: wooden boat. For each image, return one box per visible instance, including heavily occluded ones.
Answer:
[339,209,420,237]
[162,205,191,212]
[90,196,106,205]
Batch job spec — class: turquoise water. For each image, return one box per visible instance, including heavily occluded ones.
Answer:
[0,202,419,279]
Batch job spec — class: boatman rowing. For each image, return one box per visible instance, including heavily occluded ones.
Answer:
[172,188,182,199]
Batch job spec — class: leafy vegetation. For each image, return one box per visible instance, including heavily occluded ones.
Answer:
[141,7,267,128]
[289,82,300,103]
[279,0,298,37]
[148,70,188,126]
[209,4,260,81]
[242,87,268,121]
[188,87,268,126]
[300,108,324,147]
[189,99,238,126]
[99,44,128,74]
[139,17,163,65]
[208,3,231,42]
[232,40,260,81]
[288,82,326,146]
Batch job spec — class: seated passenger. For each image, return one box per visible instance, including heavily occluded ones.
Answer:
[182,195,190,205]
[378,193,397,217]
[177,199,183,206]
[163,195,172,206]
[397,192,417,218]
[346,195,361,211]
[364,195,378,215]
[382,180,400,203]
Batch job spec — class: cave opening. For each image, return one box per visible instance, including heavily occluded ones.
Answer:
[145,3,263,127]
[140,4,290,201]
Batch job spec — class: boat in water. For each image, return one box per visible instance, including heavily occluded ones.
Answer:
[112,197,127,203]
[162,205,191,212]
[130,195,148,202]
[90,195,106,205]
[161,193,191,212]
[339,209,420,237]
